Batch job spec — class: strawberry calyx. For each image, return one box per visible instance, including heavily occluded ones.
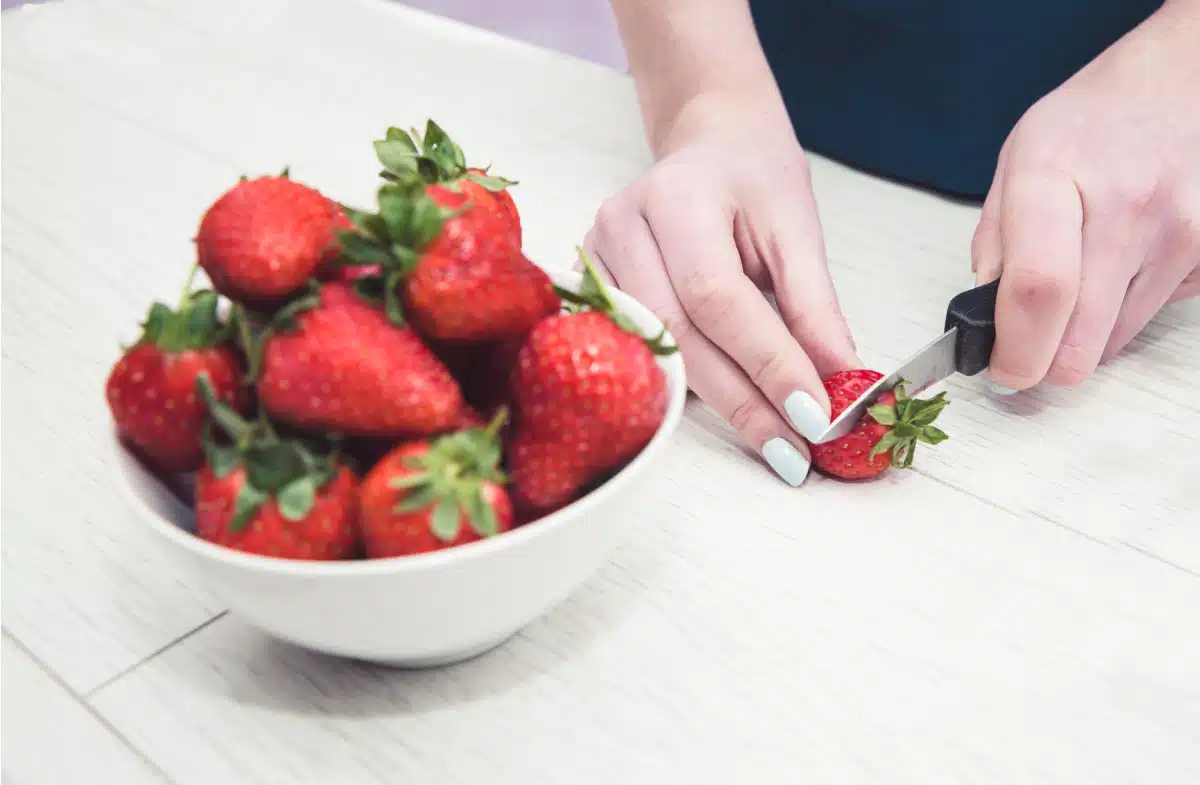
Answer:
[330,183,467,325]
[137,265,231,353]
[230,280,323,384]
[373,120,517,193]
[554,248,679,356]
[387,406,510,542]
[197,374,342,531]
[866,380,950,468]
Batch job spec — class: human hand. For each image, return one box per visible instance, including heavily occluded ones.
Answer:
[581,95,860,487]
[972,2,1200,393]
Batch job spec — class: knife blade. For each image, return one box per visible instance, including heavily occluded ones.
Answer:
[814,279,1000,444]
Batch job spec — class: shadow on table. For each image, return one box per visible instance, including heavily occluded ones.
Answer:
[201,533,672,719]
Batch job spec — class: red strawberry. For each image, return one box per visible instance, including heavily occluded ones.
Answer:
[810,369,950,480]
[507,251,677,514]
[374,120,522,247]
[359,410,513,557]
[196,173,344,306]
[105,273,248,473]
[253,281,464,439]
[336,183,555,342]
[193,377,360,560]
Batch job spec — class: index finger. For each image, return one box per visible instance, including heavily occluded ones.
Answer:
[989,168,1083,392]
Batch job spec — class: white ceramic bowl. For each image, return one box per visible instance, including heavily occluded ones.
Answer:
[112,269,687,668]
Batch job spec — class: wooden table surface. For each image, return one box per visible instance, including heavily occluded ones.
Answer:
[3,1,1199,782]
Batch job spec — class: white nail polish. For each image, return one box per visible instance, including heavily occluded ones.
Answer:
[783,391,830,441]
[762,438,811,487]
[986,377,1019,396]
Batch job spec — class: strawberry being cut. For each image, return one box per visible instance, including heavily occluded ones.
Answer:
[359,408,513,557]
[334,181,558,343]
[252,281,464,439]
[810,369,950,480]
[196,172,346,306]
[193,376,360,560]
[105,269,249,473]
[373,120,523,248]
[507,250,678,515]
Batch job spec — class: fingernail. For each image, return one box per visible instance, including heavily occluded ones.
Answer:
[783,391,830,441]
[762,438,811,487]
[986,377,1019,396]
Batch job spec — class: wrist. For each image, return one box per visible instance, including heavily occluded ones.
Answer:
[653,88,796,158]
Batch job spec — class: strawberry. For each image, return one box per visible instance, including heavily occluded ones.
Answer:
[507,250,677,514]
[359,409,513,557]
[809,369,950,480]
[335,182,556,342]
[252,281,464,439]
[196,173,345,306]
[430,338,523,421]
[374,120,522,248]
[105,270,248,473]
[193,377,360,560]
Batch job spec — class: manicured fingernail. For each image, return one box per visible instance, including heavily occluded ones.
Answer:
[987,377,1019,396]
[783,391,830,441]
[762,438,810,487]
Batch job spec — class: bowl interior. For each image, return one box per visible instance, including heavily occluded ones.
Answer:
[113,267,688,575]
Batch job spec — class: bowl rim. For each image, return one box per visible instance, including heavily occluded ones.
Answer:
[113,267,688,577]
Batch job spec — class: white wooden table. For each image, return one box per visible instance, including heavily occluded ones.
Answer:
[3,1,1199,782]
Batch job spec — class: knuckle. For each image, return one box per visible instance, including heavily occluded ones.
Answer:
[648,300,693,344]
[726,393,766,436]
[1046,342,1096,387]
[678,268,736,327]
[748,347,788,391]
[592,197,626,240]
[1007,266,1073,311]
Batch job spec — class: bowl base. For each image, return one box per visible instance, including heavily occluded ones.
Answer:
[351,630,518,670]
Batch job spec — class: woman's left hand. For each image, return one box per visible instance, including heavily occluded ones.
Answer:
[972,0,1200,393]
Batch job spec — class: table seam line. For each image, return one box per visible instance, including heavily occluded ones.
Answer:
[83,610,230,700]
[2,630,179,785]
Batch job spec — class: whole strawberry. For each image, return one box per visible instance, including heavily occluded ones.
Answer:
[810,369,949,480]
[507,250,677,514]
[253,281,464,439]
[193,377,360,560]
[196,173,345,306]
[374,120,522,248]
[105,271,248,473]
[335,182,556,342]
[359,409,513,557]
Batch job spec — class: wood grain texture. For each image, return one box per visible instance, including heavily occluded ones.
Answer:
[2,0,1198,781]
[0,635,170,785]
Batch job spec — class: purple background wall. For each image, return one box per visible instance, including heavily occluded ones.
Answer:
[0,0,630,70]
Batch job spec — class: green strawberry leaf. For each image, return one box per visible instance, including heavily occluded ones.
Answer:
[244,442,309,492]
[430,496,462,542]
[196,374,252,443]
[183,290,222,347]
[230,484,268,532]
[385,126,417,146]
[917,425,949,445]
[868,429,903,460]
[337,231,393,265]
[140,302,174,344]
[868,404,897,426]
[394,485,437,514]
[277,475,318,522]
[204,437,240,479]
[388,472,430,489]
[465,487,499,538]
[464,171,516,191]
[375,139,421,175]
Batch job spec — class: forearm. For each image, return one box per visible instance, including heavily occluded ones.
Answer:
[610,0,790,156]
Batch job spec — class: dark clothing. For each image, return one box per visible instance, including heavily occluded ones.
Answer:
[750,0,1162,199]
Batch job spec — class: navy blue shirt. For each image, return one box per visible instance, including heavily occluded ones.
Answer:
[750,0,1163,199]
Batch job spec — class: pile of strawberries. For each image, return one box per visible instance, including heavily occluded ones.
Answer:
[105,121,676,561]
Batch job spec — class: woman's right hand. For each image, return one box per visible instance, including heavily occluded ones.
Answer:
[582,96,861,487]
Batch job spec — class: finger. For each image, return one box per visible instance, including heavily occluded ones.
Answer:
[1044,211,1140,386]
[973,143,1009,282]
[1102,234,1199,362]
[646,191,833,441]
[753,192,862,377]
[590,214,813,486]
[579,228,618,284]
[988,168,1084,392]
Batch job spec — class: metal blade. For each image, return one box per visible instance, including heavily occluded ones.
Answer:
[814,328,958,444]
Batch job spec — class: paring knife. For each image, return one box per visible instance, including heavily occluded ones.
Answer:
[814,279,1000,444]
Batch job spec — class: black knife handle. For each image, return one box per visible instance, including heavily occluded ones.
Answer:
[944,279,999,376]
